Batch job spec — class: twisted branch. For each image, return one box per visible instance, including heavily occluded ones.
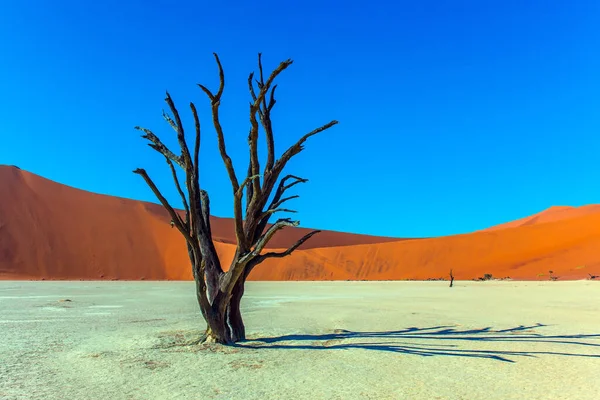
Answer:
[260,229,321,260]
[198,53,246,250]
[246,57,294,208]
[239,218,300,264]
[135,127,184,168]
[132,168,191,243]
[165,157,189,224]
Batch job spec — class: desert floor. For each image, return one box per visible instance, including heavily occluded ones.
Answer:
[1,281,599,400]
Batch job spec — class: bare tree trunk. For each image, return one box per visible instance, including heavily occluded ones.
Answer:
[191,256,233,344]
[203,304,231,344]
[134,53,338,345]
[227,279,246,342]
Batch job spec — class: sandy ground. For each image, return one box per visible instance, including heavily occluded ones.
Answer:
[1,281,599,400]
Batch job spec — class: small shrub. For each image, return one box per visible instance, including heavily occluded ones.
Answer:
[476,273,493,281]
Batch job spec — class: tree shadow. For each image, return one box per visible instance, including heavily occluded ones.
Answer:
[235,323,600,363]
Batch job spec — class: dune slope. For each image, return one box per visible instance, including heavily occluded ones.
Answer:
[0,166,401,280]
[483,205,600,232]
[1,165,599,280]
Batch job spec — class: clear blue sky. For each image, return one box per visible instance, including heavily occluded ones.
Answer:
[1,0,599,238]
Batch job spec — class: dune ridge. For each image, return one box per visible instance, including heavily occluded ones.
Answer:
[482,205,600,232]
[1,165,599,281]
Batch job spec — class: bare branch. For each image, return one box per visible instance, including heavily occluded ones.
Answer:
[258,53,265,88]
[265,175,306,212]
[164,92,193,167]
[135,126,184,168]
[165,157,189,223]
[247,57,294,206]
[186,100,207,235]
[197,53,225,104]
[247,126,262,197]
[254,59,293,108]
[256,53,277,174]
[197,53,245,249]
[260,230,321,260]
[276,120,338,169]
[133,168,191,243]
[261,208,297,218]
[190,102,201,181]
[197,83,215,102]
[272,195,299,209]
[246,119,337,243]
[188,102,204,225]
[267,84,278,111]
[263,84,276,173]
[200,190,212,240]
[213,53,225,100]
[257,54,269,123]
[248,72,257,103]
[249,175,307,243]
[245,163,254,213]
[199,56,240,190]
[162,93,205,239]
[236,174,261,198]
[162,110,178,132]
[239,218,299,264]
[281,175,308,190]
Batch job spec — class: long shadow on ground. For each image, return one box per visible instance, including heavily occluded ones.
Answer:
[235,324,600,363]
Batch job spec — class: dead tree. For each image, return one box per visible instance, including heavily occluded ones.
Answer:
[449,269,454,287]
[133,53,338,344]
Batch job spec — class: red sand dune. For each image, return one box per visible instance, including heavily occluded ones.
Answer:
[1,165,599,281]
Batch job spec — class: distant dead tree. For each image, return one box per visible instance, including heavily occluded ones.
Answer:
[449,269,454,287]
[133,53,338,344]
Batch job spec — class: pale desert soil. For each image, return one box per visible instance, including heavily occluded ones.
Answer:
[1,281,599,400]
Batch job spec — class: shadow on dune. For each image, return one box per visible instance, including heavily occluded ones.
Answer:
[236,324,600,363]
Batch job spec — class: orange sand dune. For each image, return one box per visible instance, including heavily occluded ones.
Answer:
[1,165,599,281]
[0,165,401,280]
[140,201,403,249]
[482,205,600,232]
